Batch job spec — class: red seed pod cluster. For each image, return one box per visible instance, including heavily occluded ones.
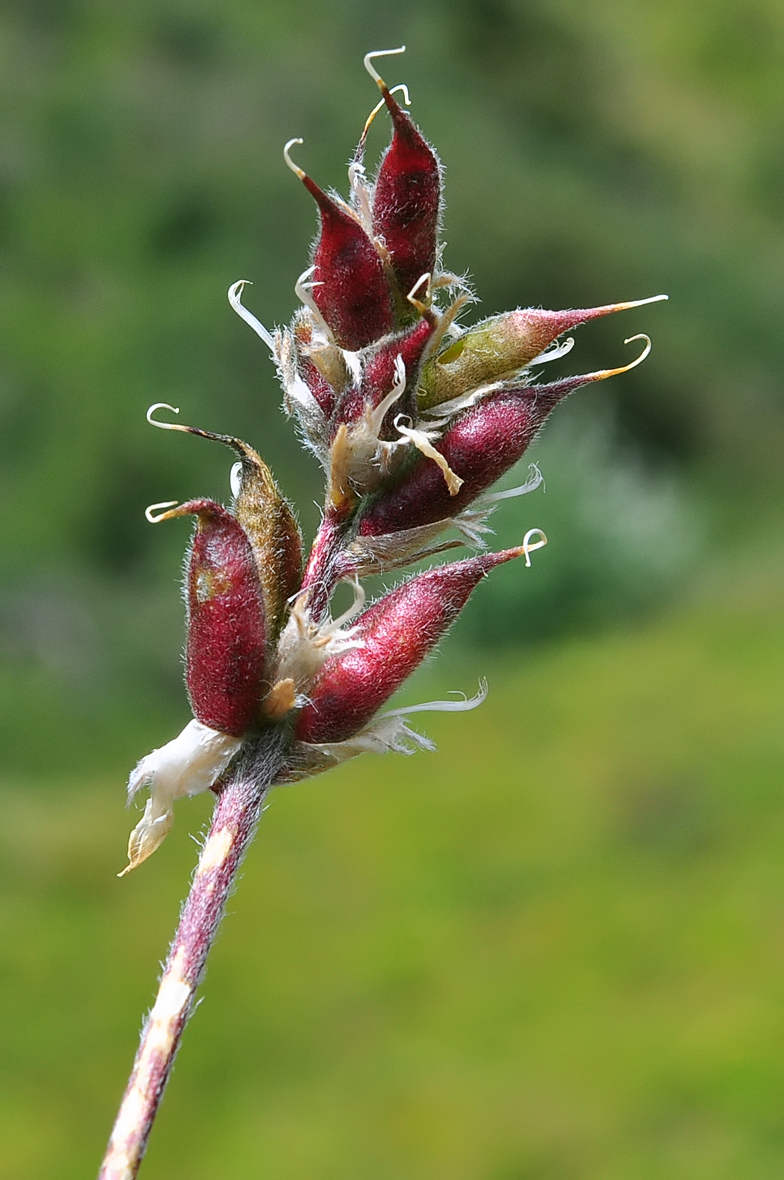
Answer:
[123,48,664,871]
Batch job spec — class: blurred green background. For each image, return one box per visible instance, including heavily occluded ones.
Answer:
[1,0,783,1176]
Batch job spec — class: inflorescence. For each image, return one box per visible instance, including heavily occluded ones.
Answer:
[121,47,666,874]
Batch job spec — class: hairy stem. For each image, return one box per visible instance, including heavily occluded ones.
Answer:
[98,728,288,1180]
[300,508,354,622]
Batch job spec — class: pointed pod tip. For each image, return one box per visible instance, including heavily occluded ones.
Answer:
[532,332,654,402]
[283,138,331,209]
[284,143,357,230]
[568,293,667,325]
[524,293,667,340]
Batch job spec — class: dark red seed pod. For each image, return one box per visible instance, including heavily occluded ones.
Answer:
[308,181,393,350]
[288,145,394,350]
[295,546,525,745]
[360,367,615,537]
[160,499,267,736]
[372,86,441,302]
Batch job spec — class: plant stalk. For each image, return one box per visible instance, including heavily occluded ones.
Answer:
[98,729,287,1180]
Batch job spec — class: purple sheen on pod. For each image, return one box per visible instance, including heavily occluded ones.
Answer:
[512,296,666,351]
[167,499,268,737]
[294,545,525,745]
[121,56,663,882]
[372,86,441,303]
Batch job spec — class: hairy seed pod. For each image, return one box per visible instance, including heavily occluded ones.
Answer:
[163,499,267,736]
[362,314,436,422]
[120,52,662,890]
[231,443,302,641]
[295,545,526,744]
[295,163,394,349]
[372,85,441,307]
[359,361,636,537]
[155,421,302,641]
[418,296,666,410]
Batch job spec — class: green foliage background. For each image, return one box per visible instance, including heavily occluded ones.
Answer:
[0,1,782,1176]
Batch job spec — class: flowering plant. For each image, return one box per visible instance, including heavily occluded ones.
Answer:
[98,48,664,1179]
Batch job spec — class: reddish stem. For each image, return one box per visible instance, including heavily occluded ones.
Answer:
[98,730,287,1180]
[300,508,354,621]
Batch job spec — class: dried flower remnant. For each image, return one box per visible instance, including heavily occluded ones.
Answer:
[101,47,665,1180]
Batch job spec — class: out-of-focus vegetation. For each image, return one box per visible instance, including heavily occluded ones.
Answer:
[1,0,782,765]
[0,0,782,1176]
[2,579,784,1180]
